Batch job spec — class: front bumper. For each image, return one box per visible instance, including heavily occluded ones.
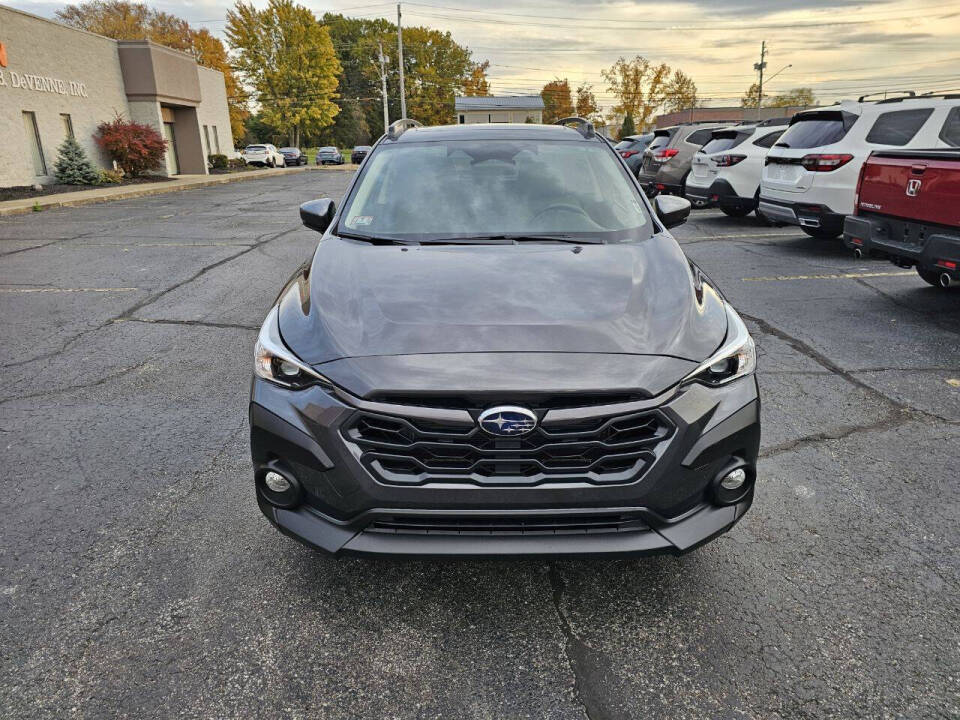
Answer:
[758,197,845,232]
[844,214,960,275]
[688,179,755,212]
[249,373,761,557]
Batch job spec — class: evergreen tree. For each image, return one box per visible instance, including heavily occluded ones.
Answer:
[620,112,637,138]
[53,136,101,185]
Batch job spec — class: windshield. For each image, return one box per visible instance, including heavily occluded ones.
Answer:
[701,131,750,154]
[646,133,672,153]
[338,139,652,242]
[246,146,266,152]
[776,116,849,148]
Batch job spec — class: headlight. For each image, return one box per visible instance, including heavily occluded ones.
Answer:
[682,304,756,386]
[254,306,334,391]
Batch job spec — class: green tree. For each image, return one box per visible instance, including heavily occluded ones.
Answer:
[53,136,100,185]
[575,82,602,124]
[602,56,672,130]
[463,60,491,96]
[663,69,698,113]
[768,87,816,107]
[227,0,341,147]
[323,13,394,137]
[742,84,816,108]
[541,79,574,124]
[619,112,636,139]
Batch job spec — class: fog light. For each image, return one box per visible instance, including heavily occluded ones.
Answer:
[264,471,291,493]
[720,468,746,491]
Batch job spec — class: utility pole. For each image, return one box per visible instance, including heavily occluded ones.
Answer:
[754,40,768,109]
[397,3,407,119]
[377,41,389,133]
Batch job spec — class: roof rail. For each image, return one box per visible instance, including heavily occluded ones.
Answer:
[386,118,423,141]
[756,117,792,127]
[918,90,960,100]
[858,90,915,103]
[554,116,595,139]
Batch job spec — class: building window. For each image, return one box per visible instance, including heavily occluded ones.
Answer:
[203,125,211,156]
[60,114,74,139]
[212,126,221,154]
[22,111,47,176]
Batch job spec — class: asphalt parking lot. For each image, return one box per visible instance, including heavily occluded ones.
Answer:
[1,171,958,719]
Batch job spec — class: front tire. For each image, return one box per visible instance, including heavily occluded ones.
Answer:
[801,225,841,240]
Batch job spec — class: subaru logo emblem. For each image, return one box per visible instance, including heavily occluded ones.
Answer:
[478,406,537,437]
[906,178,922,197]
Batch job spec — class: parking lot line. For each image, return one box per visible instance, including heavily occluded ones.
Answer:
[742,271,914,282]
[0,287,138,293]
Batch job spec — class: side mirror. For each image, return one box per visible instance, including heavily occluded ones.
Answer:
[654,195,691,230]
[300,198,336,233]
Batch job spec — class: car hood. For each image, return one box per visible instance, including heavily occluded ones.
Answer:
[277,233,727,370]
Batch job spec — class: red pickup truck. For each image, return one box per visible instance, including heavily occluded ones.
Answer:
[844,149,960,289]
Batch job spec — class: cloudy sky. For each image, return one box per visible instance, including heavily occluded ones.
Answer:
[9,0,960,110]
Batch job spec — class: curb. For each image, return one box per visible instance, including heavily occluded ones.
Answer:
[0,165,354,218]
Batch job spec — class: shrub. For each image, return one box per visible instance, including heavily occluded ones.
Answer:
[228,158,246,170]
[208,154,228,169]
[94,116,167,177]
[53,136,100,185]
[98,169,124,184]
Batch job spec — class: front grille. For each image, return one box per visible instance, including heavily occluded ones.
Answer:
[342,409,674,486]
[366,512,649,536]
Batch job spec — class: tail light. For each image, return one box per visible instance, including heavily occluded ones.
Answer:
[853,156,870,212]
[653,148,679,163]
[620,150,639,158]
[713,154,746,167]
[801,154,854,172]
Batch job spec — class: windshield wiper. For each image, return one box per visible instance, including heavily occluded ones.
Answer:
[336,230,419,245]
[422,234,601,245]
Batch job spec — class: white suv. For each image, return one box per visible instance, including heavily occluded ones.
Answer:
[242,144,286,168]
[685,119,790,218]
[759,93,960,238]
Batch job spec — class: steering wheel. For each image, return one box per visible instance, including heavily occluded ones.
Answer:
[530,203,590,223]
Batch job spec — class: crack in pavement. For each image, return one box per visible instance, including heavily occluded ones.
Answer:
[0,360,150,406]
[120,317,259,331]
[548,564,605,720]
[1,224,297,370]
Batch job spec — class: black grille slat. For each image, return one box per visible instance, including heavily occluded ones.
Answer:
[367,513,650,536]
[343,408,674,486]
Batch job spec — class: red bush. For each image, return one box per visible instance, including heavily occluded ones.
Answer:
[95,116,168,177]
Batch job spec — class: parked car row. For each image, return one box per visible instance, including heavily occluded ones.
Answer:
[241,144,374,168]
[759,94,959,239]
[652,91,959,290]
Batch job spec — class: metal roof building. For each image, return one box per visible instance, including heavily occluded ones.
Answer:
[454,95,544,124]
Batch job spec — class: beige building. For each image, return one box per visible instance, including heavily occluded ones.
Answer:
[0,4,234,188]
[455,96,545,124]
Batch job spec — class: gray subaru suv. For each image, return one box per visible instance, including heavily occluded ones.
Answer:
[637,122,735,200]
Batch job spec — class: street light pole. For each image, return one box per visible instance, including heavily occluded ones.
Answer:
[754,40,767,108]
[378,41,389,133]
[397,3,407,119]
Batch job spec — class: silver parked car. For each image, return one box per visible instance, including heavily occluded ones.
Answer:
[316,146,344,165]
[637,122,736,201]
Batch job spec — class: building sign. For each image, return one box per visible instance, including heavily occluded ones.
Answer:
[0,43,88,96]
[0,69,88,97]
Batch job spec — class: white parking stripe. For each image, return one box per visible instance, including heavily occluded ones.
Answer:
[742,271,914,282]
[0,287,138,293]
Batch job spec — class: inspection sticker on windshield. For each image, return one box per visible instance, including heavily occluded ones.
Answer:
[350,215,373,226]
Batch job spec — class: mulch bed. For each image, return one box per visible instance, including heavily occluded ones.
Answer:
[0,176,173,202]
